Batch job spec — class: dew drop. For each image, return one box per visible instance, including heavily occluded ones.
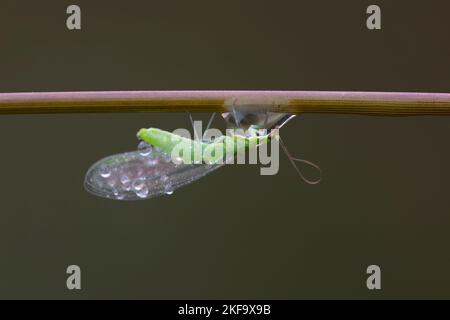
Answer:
[99,165,111,178]
[123,182,131,191]
[164,180,174,195]
[138,141,152,156]
[136,185,149,198]
[132,177,145,191]
[116,194,125,200]
[113,189,119,197]
[120,174,130,185]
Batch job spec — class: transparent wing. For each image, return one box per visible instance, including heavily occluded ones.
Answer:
[84,148,223,200]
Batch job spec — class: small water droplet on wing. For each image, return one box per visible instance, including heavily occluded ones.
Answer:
[136,185,149,198]
[132,177,145,191]
[120,174,130,185]
[138,141,152,156]
[99,165,111,178]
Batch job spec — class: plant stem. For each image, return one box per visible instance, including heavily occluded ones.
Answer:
[1,90,450,116]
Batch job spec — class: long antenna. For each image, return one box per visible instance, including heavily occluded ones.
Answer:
[1,91,450,115]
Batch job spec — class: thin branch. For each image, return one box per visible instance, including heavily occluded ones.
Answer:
[1,90,450,115]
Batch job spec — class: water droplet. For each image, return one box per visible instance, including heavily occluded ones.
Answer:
[123,182,131,191]
[138,141,152,156]
[116,194,125,200]
[132,177,145,191]
[120,174,130,185]
[136,185,149,198]
[99,165,111,178]
[163,180,173,195]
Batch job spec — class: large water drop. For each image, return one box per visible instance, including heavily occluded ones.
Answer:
[132,177,145,191]
[99,165,111,178]
[138,141,153,156]
[136,185,149,198]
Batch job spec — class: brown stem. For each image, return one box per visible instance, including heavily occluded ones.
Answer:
[1,90,450,116]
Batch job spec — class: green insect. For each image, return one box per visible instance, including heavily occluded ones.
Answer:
[84,111,320,200]
[136,127,270,165]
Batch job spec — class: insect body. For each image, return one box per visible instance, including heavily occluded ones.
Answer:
[84,111,320,201]
[137,127,270,165]
[84,127,269,200]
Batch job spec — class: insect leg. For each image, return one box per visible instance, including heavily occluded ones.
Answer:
[231,98,241,128]
[186,111,201,141]
[263,110,269,127]
[203,112,216,140]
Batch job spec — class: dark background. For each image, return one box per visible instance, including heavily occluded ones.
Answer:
[0,0,449,299]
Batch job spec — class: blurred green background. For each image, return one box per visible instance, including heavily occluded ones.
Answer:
[0,0,449,299]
